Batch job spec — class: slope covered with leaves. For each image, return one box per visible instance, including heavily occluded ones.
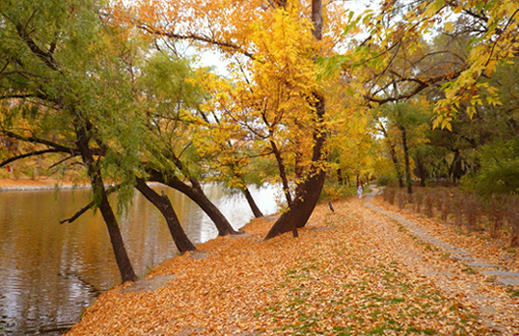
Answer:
[67,194,518,335]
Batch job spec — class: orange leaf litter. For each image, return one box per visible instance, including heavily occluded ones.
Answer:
[66,195,518,335]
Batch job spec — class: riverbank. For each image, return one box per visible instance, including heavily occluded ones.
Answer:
[0,177,83,191]
[65,191,519,335]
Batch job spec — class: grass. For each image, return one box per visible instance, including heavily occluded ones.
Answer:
[508,288,519,297]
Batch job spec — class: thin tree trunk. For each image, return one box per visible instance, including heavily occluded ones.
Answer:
[76,127,137,283]
[414,154,427,187]
[270,139,292,206]
[243,187,263,218]
[148,170,238,236]
[135,178,196,253]
[378,120,404,188]
[399,125,413,195]
[337,167,344,185]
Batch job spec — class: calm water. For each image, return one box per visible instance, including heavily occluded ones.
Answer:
[0,184,278,335]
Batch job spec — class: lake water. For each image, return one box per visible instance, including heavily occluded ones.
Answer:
[0,183,278,335]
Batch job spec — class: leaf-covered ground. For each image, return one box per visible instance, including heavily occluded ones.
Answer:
[66,191,518,335]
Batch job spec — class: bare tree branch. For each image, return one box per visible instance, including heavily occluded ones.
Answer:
[138,24,255,59]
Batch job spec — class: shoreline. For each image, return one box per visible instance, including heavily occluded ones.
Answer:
[0,178,162,192]
[0,178,88,192]
[0,184,91,192]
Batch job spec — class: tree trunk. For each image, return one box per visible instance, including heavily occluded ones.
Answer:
[414,154,427,187]
[76,127,137,283]
[378,120,404,188]
[135,178,196,253]
[399,125,413,195]
[265,168,325,239]
[243,187,263,218]
[270,139,292,206]
[148,170,238,236]
[337,167,344,185]
[265,92,326,239]
[311,0,323,40]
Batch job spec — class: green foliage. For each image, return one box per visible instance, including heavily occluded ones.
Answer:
[463,139,519,196]
[320,181,356,201]
[0,0,150,212]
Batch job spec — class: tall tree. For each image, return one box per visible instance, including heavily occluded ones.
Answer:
[118,0,352,239]
[0,0,141,282]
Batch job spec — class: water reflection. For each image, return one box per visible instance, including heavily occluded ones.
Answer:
[0,183,278,335]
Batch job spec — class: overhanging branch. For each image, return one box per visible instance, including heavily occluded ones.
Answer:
[1,130,78,155]
[138,24,255,60]
[0,149,63,167]
[60,184,122,224]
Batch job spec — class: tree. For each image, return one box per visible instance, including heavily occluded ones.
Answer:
[133,51,239,236]
[331,0,519,129]
[118,0,351,239]
[0,0,141,282]
[375,101,432,194]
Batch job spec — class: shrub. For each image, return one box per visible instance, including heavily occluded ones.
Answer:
[484,195,507,238]
[413,189,424,213]
[384,187,396,205]
[505,196,519,247]
[396,189,409,210]
[424,193,435,218]
[463,194,481,230]
[451,192,464,227]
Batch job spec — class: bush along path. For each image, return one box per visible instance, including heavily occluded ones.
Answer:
[66,189,518,335]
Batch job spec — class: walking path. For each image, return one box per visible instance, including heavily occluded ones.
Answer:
[363,187,519,334]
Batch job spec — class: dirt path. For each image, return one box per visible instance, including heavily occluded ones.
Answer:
[66,190,518,335]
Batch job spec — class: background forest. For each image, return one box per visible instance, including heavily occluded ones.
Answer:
[1,0,519,283]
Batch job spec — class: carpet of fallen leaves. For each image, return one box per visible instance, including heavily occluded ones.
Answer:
[66,193,518,336]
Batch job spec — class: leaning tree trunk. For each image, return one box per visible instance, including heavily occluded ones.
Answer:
[243,186,264,218]
[135,178,196,253]
[265,92,326,239]
[148,170,238,236]
[76,127,137,283]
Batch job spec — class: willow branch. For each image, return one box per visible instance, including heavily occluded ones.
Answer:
[1,130,78,155]
[60,184,122,224]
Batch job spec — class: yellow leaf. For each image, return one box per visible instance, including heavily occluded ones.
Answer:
[444,21,454,33]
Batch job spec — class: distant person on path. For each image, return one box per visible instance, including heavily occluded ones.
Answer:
[357,181,363,199]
